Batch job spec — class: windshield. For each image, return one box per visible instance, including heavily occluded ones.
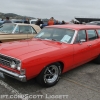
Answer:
[35,27,75,43]
[0,24,16,33]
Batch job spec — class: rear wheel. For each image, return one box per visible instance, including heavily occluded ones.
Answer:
[37,63,61,87]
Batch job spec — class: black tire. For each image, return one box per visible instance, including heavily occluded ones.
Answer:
[36,63,62,87]
[94,55,100,64]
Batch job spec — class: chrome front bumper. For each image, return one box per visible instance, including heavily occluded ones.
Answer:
[0,67,26,82]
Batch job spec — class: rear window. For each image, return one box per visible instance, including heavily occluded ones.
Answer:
[75,30,86,43]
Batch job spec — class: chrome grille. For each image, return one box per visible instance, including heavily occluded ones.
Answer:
[0,54,19,67]
[0,58,10,67]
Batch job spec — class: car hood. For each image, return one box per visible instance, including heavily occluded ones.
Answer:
[0,39,64,58]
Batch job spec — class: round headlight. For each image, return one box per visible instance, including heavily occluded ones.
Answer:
[17,66,21,71]
[17,63,21,71]
[10,61,16,69]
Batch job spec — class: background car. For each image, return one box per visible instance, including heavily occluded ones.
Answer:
[11,19,24,23]
[86,21,100,25]
[30,19,38,24]
[0,23,41,43]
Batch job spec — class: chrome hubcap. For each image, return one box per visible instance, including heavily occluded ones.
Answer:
[44,65,59,83]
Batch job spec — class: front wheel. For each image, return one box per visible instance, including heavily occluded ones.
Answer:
[36,63,61,87]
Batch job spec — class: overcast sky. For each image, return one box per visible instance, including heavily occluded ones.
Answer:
[0,0,100,21]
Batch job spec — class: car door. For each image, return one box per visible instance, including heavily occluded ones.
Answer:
[13,25,28,41]
[86,30,100,58]
[73,30,91,67]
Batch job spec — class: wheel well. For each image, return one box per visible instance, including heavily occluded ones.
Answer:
[44,61,64,72]
[37,61,64,78]
[57,61,64,72]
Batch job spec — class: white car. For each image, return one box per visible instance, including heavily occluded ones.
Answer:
[30,19,38,24]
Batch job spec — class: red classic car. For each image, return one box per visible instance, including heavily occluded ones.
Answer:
[0,24,100,87]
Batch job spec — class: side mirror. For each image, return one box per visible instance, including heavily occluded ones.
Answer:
[79,39,86,44]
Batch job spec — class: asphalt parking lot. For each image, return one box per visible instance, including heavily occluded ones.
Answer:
[0,61,100,100]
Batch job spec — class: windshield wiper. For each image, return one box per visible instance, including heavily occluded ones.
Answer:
[44,38,57,41]
[51,39,57,41]
[35,38,58,42]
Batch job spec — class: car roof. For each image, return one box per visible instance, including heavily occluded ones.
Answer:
[46,24,100,30]
[3,23,39,28]
[3,23,27,25]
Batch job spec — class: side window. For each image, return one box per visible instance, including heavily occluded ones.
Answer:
[16,25,36,34]
[87,30,98,40]
[19,26,31,34]
[96,29,100,36]
[75,30,86,43]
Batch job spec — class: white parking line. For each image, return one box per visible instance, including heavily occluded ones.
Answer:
[0,80,28,100]
[0,80,19,94]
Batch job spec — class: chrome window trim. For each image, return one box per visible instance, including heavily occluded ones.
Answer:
[70,30,77,44]
[12,24,18,34]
